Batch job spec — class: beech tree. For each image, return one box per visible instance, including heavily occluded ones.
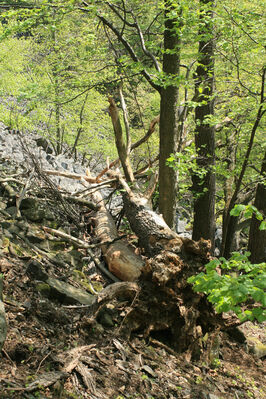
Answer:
[86,0,181,228]
[192,0,215,249]
[248,150,266,263]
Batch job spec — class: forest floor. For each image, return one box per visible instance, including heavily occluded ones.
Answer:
[0,248,265,399]
[0,126,265,399]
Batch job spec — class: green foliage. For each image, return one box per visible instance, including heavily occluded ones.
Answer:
[230,204,266,231]
[166,145,207,198]
[188,252,266,323]
[0,0,265,259]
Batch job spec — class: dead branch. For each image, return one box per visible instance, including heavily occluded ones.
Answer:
[95,115,159,181]
[61,194,100,211]
[43,169,101,183]
[108,96,135,183]
[118,83,131,155]
[15,171,35,217]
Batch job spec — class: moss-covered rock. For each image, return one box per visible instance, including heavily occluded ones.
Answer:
[27,260,95,306]
[246,336,266,359]
[36,283,51,298]
[21,208,46,222]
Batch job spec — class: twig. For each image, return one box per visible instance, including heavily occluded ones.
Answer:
[43,226,127,249]
[43,169,101,183]
[42,227,120,282]
[36,351,52,374]
[149,338,179,358]
[15,171,34,217]
[12,231,68,269]
[82,251,120,283]
[1,348,14,363]
[0,178,24,184]
[61,194,100,211]
[95,115,159,181]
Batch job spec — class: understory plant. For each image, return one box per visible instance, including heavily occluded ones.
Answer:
[188,252,266,323]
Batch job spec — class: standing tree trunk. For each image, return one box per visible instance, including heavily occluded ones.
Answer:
[248,151,266,263]
[55,80,61,155]
[159,0,181,229]
[192,0,215,251]
[222,67,265,258]
[221,128,237,255]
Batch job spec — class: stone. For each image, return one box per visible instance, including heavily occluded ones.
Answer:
[21,207,46,222]
[44,277,95,305]
[26,260,49,281]
[34,137,53,154]
[52,250,83,269]
[5,206,18,218]
[97,307,114,327]
[20,198,40,210]
[0,201,7,210]
[7,223,21,235]
[208,395,220,399]
[27,260,95,306]
[246,336,266,359]
[1,221,12,229]
[26,227,46,243]
[227,327,246,343]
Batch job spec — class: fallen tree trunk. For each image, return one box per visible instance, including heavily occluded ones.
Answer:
[89,175,145,282]
[98,181,240,359]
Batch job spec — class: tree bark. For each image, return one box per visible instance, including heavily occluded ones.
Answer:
[221,129,237,255]
[222,67,265,258]
[248,150,266,263]
[158,0,181,229]
[91,186,144,281]
[192,0,216,251]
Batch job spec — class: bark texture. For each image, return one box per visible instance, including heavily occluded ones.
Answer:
[93,190,144,281]
[158,0,181,229]
[248,151,266,263]
[192,0,215,250]
[222,67,265,258]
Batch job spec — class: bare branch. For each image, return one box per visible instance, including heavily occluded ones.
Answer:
[130,11,161,72]
[96,13,161,92]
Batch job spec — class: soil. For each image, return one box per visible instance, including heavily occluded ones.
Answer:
[0,251,265,399]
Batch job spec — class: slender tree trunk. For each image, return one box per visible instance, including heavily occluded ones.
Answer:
[55,84,61,154]
[248,151,266,263]
[71,92,89,157]
[51,27,62,155]
[108,97,135,183]
[222,68,265,258]
[221,130,237,254]
[192,0,215,251]
[159,0,181,229]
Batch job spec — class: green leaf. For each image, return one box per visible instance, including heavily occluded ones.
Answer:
[230,204,246,217]
[259,221,266,230]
